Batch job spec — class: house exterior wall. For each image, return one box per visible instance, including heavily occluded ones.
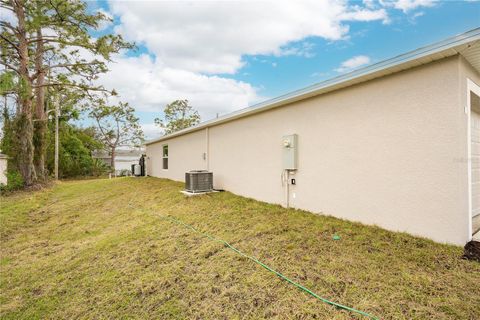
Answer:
[459,56,480,238]
[146,129,207,180]
[147,55,471,245]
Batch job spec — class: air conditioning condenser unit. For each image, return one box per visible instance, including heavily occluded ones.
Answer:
[185,170,213,193]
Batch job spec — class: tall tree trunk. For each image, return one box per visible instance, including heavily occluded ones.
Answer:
[34,27,46,180]
[12,0,36,186]
[110,147,116,173]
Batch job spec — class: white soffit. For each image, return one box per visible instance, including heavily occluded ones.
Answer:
[460,40,480,73]
[146,28,480,145]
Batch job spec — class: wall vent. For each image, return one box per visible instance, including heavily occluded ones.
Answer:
[185,170,213,193]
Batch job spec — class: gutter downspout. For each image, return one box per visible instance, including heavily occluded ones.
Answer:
[286,170,290,208]
[282,169,290,208]
[205,127,210,171]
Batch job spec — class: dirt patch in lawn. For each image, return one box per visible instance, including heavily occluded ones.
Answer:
[462,241,480,262]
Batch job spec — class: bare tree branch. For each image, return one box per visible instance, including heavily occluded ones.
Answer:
[0,61,20,74]
[0,33,20,53]
[0,21,17,33]
[32,82,110,93]
[30,61,103,81]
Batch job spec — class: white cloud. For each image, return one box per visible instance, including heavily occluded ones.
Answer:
[277,42,316,58]
[91,0,440,130]
[339,7,388,21]
[408,10,425,23]
[363,0,377,9]
[109,0,389,74]
[98,54,263,121]
[380,0,437,12]
[335,55,371,73]
[88,0,393,126]
[141,123,162,140]
[96,8,113,31]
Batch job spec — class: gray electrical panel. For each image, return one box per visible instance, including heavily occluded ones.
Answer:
[282,134,298,170]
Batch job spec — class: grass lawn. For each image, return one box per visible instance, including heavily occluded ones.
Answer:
[1,177,479,319]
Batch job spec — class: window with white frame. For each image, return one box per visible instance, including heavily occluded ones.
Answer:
[162,145,168,169]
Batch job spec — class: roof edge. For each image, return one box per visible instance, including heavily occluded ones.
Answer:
[145,27,480,145]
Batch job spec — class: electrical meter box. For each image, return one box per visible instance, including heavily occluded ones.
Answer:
[282,134,298,170]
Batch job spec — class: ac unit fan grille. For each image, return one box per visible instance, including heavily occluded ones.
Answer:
[185,171,213,193]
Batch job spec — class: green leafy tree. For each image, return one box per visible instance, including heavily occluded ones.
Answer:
[155,99,200,135]
[46,125,104,178]
[0,0,132,185]
[0,98,13,157]
[43,90,104,178]
[90,102,144,170]
[46,124,93,177]
[0,91,24,191]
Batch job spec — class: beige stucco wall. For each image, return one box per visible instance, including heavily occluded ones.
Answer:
[147,55,473,245]
[459,56,480,239]
[146,129,207,180]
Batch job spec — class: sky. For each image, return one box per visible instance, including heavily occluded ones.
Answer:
[85,0,480,139]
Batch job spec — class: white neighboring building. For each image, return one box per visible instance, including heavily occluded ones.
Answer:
[93,147,145,174]
[0,153,7,185]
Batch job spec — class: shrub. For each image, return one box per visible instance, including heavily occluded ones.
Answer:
[0,170,24,193]
[91,158,109,176]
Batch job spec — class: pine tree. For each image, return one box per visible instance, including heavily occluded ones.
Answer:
[0,0,132,185]
[155,100,201,135]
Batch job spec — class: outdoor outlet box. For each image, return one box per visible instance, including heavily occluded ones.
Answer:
[282,134,298,170]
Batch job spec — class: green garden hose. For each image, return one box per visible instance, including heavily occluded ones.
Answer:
[161,215,379,319]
